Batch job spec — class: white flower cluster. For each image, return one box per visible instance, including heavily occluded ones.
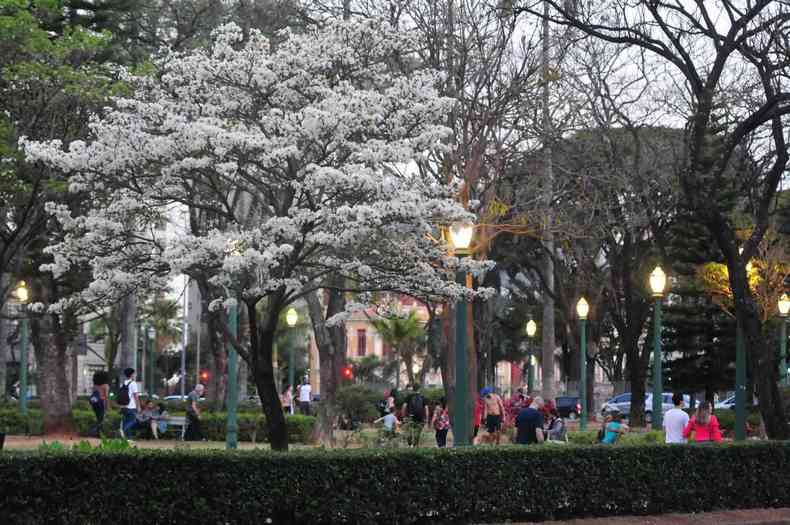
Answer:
[24,19,491,311]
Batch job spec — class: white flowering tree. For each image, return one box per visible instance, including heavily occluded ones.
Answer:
[24,19,488,450]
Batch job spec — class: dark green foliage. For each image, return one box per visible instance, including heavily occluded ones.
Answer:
[0,409,315,443]
[663,207,736,397]
[3,443,790,524]
[335,385,381,423]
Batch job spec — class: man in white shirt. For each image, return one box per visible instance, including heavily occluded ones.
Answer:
[298,380,312,415]
[663,392,689,444]
[120,368,141,439]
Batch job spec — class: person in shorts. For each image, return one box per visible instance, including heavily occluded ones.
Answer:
[482,389,505,445]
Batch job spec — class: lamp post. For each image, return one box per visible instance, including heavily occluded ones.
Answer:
[286,307,298,415]
[779,294,789,385]
[576,298,589,431]
[16,281,29,416]
[449,222,473,447]
[147,325,156,397]
[526,319,537,393]
[226,300,239,450]
[649,266,667,430]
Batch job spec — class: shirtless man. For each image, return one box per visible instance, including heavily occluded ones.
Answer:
[482,390,505,445]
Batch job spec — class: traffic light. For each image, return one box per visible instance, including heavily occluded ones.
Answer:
[342,365,353,381]
[200,370,209,383]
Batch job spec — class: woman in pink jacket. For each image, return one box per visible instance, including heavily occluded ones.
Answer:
[683,402,722,443]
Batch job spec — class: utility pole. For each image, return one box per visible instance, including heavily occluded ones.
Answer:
[540,0,556,401]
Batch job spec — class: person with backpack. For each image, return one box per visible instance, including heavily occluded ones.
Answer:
[431,397,451,447]
[118,368,140,440]
[683,402,722,443]
[88,370,110,437]
[400,384,428,448]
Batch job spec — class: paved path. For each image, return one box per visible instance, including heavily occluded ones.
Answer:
[511,508,790,524]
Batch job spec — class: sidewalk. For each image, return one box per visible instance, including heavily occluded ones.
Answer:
[510,508,790,524]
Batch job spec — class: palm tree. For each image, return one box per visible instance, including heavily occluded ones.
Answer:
[370,311,427,387]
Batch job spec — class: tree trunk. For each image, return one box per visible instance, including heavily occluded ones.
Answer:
[305,287,346,446]
[728,260,789,438]
[0,309,7,402]
[625,333,647,428]
[246,299,288,451]
[118,294,137,382]
[32,312,74,435]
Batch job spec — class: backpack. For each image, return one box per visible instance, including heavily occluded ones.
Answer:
[116,381,131,406]
[408,393,425,421]
[89,389,102,408]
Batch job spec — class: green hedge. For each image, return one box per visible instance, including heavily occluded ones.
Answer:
[568,430,665,445]
[0,409,315,443]
[2,443,790,524]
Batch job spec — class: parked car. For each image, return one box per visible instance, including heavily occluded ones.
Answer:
[714,395,758,410]
[601,392,689,423]
[555,396,581,419]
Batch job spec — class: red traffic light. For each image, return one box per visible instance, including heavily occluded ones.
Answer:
[342,366,353,380]
[200,370,209,382]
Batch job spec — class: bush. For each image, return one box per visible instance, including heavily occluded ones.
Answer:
[1,409,315,443]
[3,443,790,524]
[336,385,381,423]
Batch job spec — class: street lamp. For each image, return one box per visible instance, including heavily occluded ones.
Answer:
[576,297,589,431]
[779,294,789,385]
[649,265,666,430]
[526,319,537,393]
[225,300,239,450]
[448,222,473,447]
[15,281,29,416]
[286,307,298,415]
[146,325,156,398]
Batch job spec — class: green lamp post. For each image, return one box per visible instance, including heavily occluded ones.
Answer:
[16,281,29,416]
[526,319,537,393]
[225,301,239,450]
[449,222,474,447]
[778,294,789,385]
[286,307,298,415]
[649,266,667,431]
[576,297,589,431]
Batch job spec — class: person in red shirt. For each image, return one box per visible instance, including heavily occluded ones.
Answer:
[683,402,722,443]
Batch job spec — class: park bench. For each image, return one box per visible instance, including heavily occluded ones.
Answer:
[119,415,187,440]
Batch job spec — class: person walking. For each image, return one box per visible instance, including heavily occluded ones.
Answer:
[119,368,140,440]
[298,380,312,415]
[683,402,722,443]
[431,398,450,448]
[400,384,428,447]
[184,384,206,441]
[663,393,690,444]
[515,396,545,445]
[88,370,110,437]
[482,389,506,445]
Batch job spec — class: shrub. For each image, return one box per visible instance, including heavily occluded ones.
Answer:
[336,385,381,423]
[3,443,790,524]
[1,409,315,443]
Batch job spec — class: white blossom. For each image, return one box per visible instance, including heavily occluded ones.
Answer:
[24,19,491,313]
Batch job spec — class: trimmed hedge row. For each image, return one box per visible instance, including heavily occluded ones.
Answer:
[0,409,316,443]
[2,442,790,524]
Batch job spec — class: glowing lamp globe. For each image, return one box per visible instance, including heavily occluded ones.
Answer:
[449,223,474,253]
[286,308,298,327]
[576,297,589,320]
[526,319,537,337]
[649,266,667,297]
[779,294,790,318]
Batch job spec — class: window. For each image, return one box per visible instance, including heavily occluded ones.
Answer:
[357,329,367,357]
